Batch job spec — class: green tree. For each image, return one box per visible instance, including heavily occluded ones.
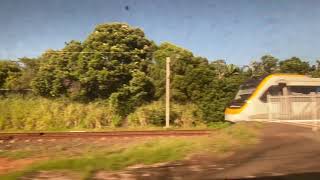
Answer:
[247,55,279,77]
[311,60,320,77]
[32,23,155,100]
[0,61,21,89]
[279,57,310,74]
[196,74,247,122]
[32,41,83,97]
[261,55,279,73]
[210,60,239,79]
[109,71,155,116]
[249,60,264,77]
[5,57,40,90]
[75,23,155,100]
[149,42,208,101]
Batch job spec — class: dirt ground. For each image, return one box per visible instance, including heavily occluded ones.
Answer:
[0,137,144,175]
[91,122,320,180]
[0,157,38,174]
[3,122,320,179]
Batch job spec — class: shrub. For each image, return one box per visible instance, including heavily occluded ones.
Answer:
[171,103,203,127]
[127,101,202,127]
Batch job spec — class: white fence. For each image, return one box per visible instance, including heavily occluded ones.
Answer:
[268,95,320,123]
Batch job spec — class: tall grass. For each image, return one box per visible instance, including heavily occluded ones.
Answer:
[0,96,120,130]
[0,96,229,130]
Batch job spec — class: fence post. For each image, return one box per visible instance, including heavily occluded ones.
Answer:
[165,57,170,128]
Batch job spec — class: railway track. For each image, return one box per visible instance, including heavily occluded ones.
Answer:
[0,130,211,140]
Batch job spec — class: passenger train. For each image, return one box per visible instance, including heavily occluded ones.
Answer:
[225,74,320,122]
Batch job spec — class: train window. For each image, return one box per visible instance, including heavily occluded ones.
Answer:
[260,85,282,102]
[229,87,256,108]
[229,76,267,108]
[288,86,320,95]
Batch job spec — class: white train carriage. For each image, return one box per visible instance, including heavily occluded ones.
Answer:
[225,74,320,122]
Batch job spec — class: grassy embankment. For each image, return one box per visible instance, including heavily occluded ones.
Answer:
[0,123,261,180]
[0,96,260,179]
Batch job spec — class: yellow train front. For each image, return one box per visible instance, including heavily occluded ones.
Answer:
[225,74,320,122]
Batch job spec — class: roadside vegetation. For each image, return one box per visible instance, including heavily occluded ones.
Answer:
[0,95,213,130]
[0,123,261,179]
[1,23,319,129]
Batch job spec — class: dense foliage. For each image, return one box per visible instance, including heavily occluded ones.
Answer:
[1,22,320,128]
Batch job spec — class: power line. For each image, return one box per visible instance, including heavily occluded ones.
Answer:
[41,51,147,54]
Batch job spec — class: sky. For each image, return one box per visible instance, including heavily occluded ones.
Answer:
[1,0,320,65]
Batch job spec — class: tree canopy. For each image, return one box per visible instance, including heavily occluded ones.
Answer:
[32,23,155,101]
[279,57,310,74]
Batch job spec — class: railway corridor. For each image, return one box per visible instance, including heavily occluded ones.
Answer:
[1,123,320,179]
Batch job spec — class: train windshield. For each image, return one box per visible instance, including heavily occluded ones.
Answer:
[229,76,266,108]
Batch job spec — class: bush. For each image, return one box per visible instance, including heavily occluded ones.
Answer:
[127,101,164,126]
[172,103,203,127]
[127,101,202,127]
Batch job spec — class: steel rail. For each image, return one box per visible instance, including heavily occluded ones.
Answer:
[0,130,211,140]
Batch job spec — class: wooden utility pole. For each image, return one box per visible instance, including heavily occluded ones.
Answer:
[166,57,171,128]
